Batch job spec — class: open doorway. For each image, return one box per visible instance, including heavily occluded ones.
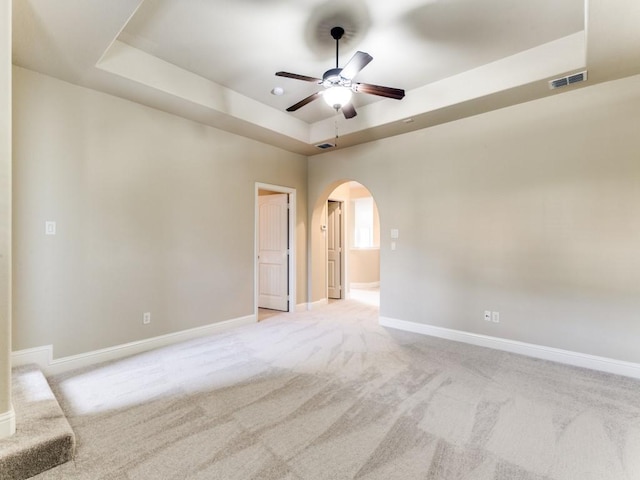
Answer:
[323,181,380,307]
[255,183,296,321]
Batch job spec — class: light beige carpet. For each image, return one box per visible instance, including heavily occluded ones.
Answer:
[32,298,640,479]
[0,365,75,480]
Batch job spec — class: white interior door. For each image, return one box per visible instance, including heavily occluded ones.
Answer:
[258,194,289,311]
[327,200,342,299]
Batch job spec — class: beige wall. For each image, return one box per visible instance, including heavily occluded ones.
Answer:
[12,67,307,358]
[349,184,380,285]
[309,74,640,363]
[11,65,640,368]
[348,184,380,286]
[348,249,380,285]
[349,184,380,249]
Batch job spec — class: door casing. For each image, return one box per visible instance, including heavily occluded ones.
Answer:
[255,183,296,316]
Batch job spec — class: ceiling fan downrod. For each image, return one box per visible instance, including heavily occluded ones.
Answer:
[331,26,345,69]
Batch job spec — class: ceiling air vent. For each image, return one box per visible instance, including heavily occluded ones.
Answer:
[315,142,336,149]
[549,71,587,90]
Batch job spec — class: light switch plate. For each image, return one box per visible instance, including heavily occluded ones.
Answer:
[45,221,56,235]
[391,229,399,239]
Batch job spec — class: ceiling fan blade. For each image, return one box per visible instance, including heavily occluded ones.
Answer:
[286,92,322,112]
[353,82,405,100]
[276,71,322,83]
[340,51,373,80]
[342,103,357,119]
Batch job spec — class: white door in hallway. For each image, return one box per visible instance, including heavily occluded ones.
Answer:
[258,193,289,311]
[327,200,342,299]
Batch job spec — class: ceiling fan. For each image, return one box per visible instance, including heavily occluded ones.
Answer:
[275,26,405,119]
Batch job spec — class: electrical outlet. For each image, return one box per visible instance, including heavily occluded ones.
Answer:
[492,311,500,323]
[143,312,151,325]
[45,221,56,235]
[484,311,492,322]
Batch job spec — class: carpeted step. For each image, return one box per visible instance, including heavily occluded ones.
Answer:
[0,364,75,480]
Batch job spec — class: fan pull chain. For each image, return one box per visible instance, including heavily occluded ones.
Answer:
[335,118,339,147]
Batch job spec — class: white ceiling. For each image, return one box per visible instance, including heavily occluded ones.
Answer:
[11,0,640,155]
[118,0,583,124]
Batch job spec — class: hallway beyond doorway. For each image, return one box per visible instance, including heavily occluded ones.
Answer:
[349,287,379,307]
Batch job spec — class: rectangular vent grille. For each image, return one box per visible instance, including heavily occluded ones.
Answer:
[315,142,335,149]
[549,71,587,90]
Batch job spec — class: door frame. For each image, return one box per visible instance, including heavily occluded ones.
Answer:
[255,182,296,316]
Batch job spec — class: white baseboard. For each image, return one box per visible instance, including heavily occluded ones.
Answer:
[306,298,328,310]
[12,314,256,376]
[379,316,640,380]
[11,345,52,370]
[350,282,380,289]
[0,407,16,439]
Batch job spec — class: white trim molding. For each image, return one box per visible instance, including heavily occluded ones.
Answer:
[0,407,16,439]
[306,298,329,310]
[254,182,297,315]
[379,316,640,380]
[12,314,256,376]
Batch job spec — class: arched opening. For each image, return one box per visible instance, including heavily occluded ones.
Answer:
[309,180,380,308]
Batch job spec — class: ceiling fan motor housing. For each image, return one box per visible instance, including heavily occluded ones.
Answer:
[322,68,350,88]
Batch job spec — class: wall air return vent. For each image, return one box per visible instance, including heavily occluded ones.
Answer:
[315,142,336,149]
[549,71,587,90]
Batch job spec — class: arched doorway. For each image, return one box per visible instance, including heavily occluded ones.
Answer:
[309,180,380,308]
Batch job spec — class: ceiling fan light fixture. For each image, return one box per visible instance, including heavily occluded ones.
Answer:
[275,25,404,119]
[323,86,352,110]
